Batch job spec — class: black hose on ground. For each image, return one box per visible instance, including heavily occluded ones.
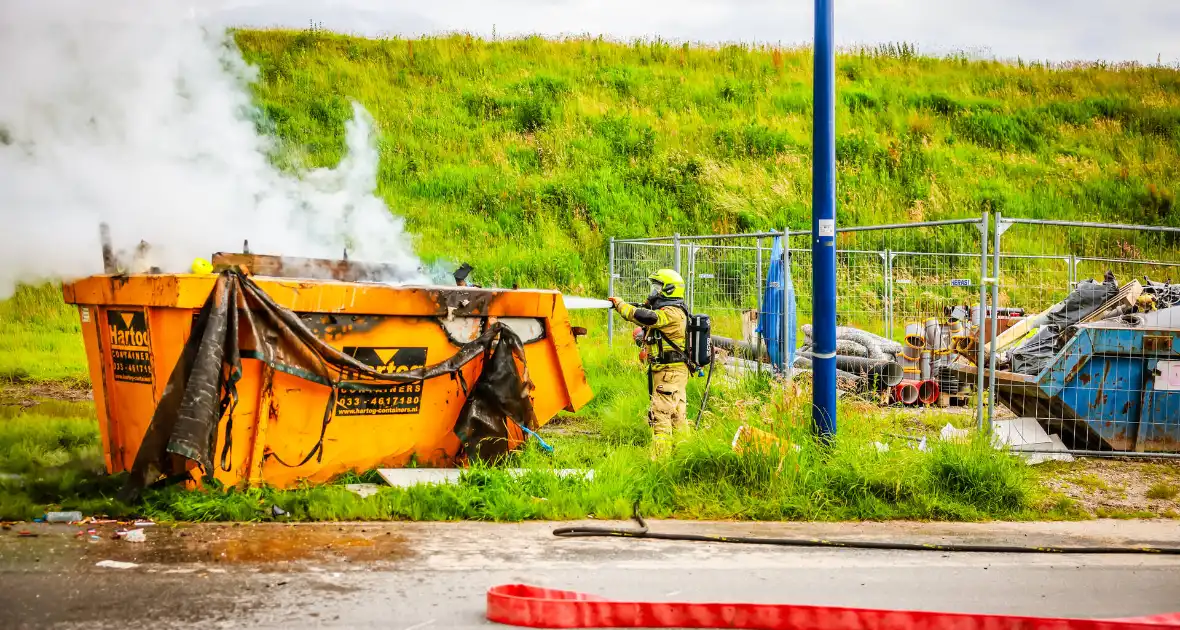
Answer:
[693,349,716,429]
[552,504,1180,555]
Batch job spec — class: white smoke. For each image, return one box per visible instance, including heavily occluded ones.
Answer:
[0,0,425,299]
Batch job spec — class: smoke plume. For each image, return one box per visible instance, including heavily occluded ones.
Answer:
[0,1,424,299]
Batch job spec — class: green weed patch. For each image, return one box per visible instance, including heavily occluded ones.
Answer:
[1,343,1045,524]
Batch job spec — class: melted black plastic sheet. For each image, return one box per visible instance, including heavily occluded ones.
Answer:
[122,270,536,497]
[453,330,538,464]
[1044,273,1119,329]
[1009,324,1063,376]
[1009,273,1118,376]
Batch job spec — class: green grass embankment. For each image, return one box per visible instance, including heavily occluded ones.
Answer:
[234,31,1179,293]
[3,32,1180,522]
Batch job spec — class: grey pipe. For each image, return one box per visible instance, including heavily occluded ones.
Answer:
[920,349,932,380]
[712,335,767,361]
[924,318,944,351]
[904,322,926,348]
[800,352,903,389]
[793,354,864,385]
[724,356,767,375]
[899,342,921,377]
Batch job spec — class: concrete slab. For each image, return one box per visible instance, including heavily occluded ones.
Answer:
[994,418,1075,463]
[376,468,594,488]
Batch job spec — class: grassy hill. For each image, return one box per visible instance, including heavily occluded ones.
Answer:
[235,30,1179,294]
[3,31,1180,521]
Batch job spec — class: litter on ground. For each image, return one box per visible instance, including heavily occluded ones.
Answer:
[376,468,594,488]
[96,560,139,570]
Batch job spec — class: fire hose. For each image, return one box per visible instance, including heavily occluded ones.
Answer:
[486,583,1180,629]
[693,348,716,429]
[552,504,1180,555]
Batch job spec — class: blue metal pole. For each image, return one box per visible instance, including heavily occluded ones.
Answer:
[811,0,837,440]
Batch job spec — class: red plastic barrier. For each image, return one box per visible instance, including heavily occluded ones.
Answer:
[486,584,1180,630]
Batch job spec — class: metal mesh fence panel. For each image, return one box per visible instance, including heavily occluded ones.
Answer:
[685,237,771,352]
[889,251,984,341]
[788,221,987,341]
[612,221,989,397]
[787,246,889,339]
[996,254,1074,314]
[989,217,1180,455]
[609,238,677,344]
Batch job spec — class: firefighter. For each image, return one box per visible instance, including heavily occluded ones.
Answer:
[608,269,690,458]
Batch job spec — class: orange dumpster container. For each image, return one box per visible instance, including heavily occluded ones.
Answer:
[61,261,593,489]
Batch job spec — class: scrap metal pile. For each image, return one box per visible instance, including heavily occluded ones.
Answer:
[795,309,991,405]
[944,273,1179,452]
[990,274,1180,376]
[713,308,997,406]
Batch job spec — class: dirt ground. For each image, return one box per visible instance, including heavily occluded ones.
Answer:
[0,379,92,407]
[1039,459,1180,518]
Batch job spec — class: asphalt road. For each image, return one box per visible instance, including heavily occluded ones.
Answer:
[2,519,1179,629]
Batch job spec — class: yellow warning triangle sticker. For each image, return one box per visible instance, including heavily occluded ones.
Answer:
[374,348,399,366]
[120,312,135,329]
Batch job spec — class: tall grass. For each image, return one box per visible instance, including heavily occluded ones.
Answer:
[0,348,1047,523]
[0,283,86,383]
[231,30,1179,296]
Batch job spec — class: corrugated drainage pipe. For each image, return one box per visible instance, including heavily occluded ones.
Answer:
[831,355,904,389]
[892,380,920,405]
[917,379,941,405]
[835,327,902,359]
[935,364,961,395]
[835,339,871,358]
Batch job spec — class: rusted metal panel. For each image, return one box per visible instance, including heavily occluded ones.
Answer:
[957,324,1180,452]
[210,252,408,283]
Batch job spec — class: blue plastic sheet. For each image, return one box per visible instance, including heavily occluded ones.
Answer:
[757,236,797,372]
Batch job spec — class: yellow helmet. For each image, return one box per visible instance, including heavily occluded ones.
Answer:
[647,268,685,300]
[191,257,213,274]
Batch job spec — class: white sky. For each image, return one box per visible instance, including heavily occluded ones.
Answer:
[204,0,1180,65]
